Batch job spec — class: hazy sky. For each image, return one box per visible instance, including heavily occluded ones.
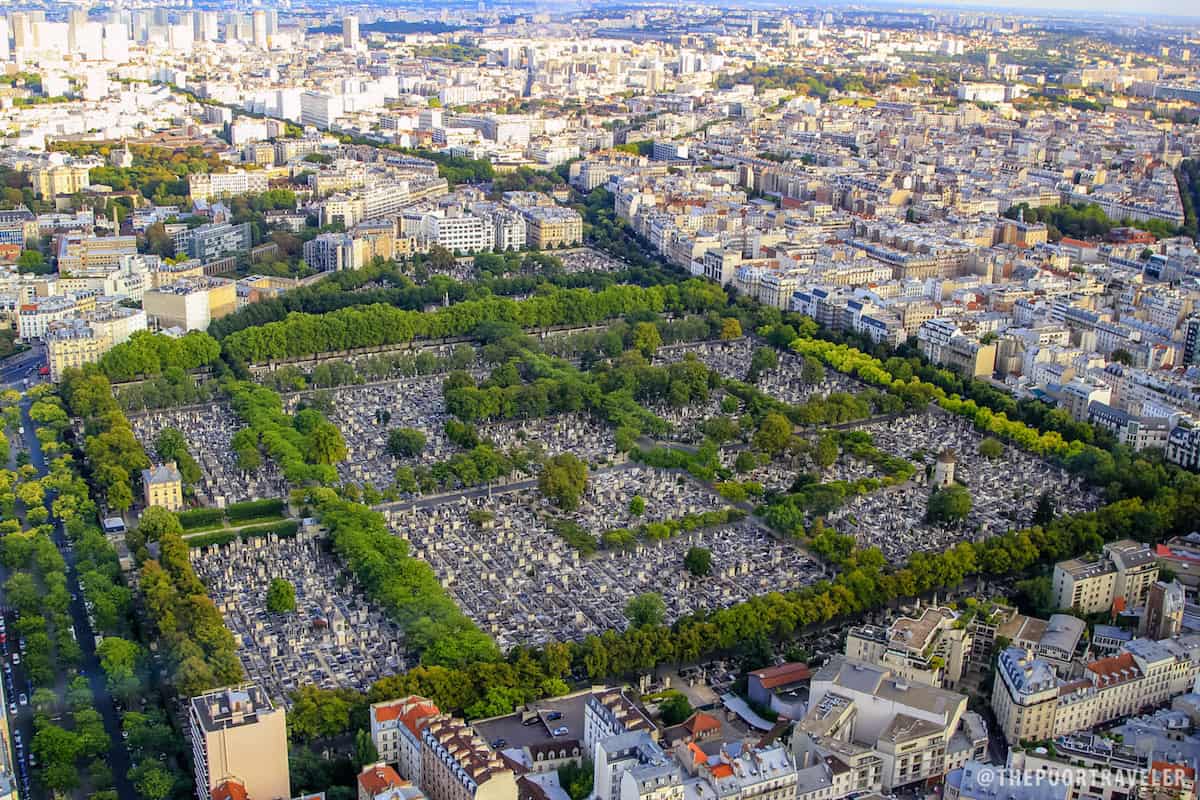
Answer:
[886,0,1199,20]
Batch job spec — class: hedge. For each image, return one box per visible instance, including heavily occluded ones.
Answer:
[178,508,225,530]
[225,498,286,521]
[186,519,300,548]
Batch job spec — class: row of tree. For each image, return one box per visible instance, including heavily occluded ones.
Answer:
[311,491,501,668]
[135,509,246,697]
[98,330,222,383]
[220,281,728,365]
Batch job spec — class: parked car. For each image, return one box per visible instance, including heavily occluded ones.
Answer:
[17,693,26,706]
[552,726,568,736]
[7,702,15,715]
[11,653,19,665]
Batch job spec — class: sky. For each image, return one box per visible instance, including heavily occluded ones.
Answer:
[867,0,1200,21]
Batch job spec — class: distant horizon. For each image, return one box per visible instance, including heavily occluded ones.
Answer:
[867,0,1200,22]
[593,0,1200,24]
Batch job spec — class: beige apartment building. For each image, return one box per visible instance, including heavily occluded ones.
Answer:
[143,277,237,331]
[369,696,439,785]
[190,684,290,800]
[1052,539,1158,614]
[845,607,971,690]
[992,635,1200,745]
[32,164,91,199]
[522,207,583,249]
[792,656,988,792]
[55,234,138,275]
[44,306,146,381]
[420,716,517,800]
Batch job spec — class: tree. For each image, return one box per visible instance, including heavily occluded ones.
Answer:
[624,592,665,628]
[978,437,1003,460]
[658,692,693,725]
[97,636,143,702]
[926,485,972,525]
[631,322,662,358]
[558,759,594,800]
[266,578,296,614]
[129,759,175,800]
[720,317,742,339]
[1033,492,1056,526]
[354,728,380,770]
[1111,348,1134,366]
[747,347,778,382]
[684,546,712,577]
[629,495,645,516]
[1015,575,1057,617]
[17,249,50,274]
[137,506,183,542]
[538,453,588,511]
[754,413,793,456]
[33,724,80,770]
[814,434,839,471]
[800,356,825,384]
[309,421,348,465]
[387,427,427,459]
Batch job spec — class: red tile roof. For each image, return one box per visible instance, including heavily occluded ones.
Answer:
[372,696,440,738]
[684,712,721,737]
[359,765,404,797]
[213,781,248,800]
[1088,652,1141,686]
[749,663,811,690]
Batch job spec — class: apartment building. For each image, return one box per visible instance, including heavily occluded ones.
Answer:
[369,696,439,785]
[141,461,183,511]
[143,277,237,331]
[174,222,253,262]
[16,291,97,340]
[421,213,495,253]
[584,689,656,755]
[189,170,271,202]
[521,206,583,249]
[44,305,146,381]
[845,607,970,691]
[0,206,39,260]
[56,234,138,274]
[419,716,517,800]
[304,233,367,272]
[358,764,425,800]
[992,635,1200,745]
[594,732,668,800]
[793,656,988,792]
[189,684,290,800]
[1052,539,1158,614]
[917,319,997,377]
[32,163,91,198]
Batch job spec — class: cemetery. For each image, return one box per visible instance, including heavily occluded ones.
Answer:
[129,403,289,505]
[477,413,621,467]
[557,248,627,274]
[656,339,862,401]
[825,410,1103,560]
[284,376,458,488]
[384,465,824,648]
[190,526,408,698]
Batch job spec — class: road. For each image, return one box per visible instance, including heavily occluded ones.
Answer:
[0,346,45,391]
[10,399,138,800]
